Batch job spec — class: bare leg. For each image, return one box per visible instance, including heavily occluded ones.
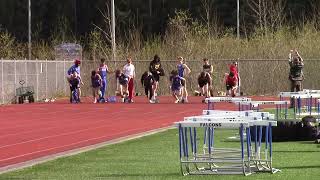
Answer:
[204,84,209,97]
[152,81,159,100]
[172,92,179,103]
[232,87,237,97]
[183,86,188,102]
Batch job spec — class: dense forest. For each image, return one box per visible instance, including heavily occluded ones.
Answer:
[0,0,319,41]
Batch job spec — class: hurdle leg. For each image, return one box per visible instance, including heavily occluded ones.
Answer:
[184,127,189,159]
[184,127,190,173]
[180,126,191,175]
[189,128,194,155]
[255,126,263,170]
[298,97,301,116]
[179,125,187,175]
[317,99,320,118]
[240,124,251,176]
[265,125,269,165]
[258,126,262,159]
[179,125,183,160]
[254,126,258,160]
[203,128,207,151]
[193,127,197,157]
[293,98,297,120]
[285,102,288,119]
[268,122,273,173]
[207,127,215,170]
[310,96,313,115]
[211,127,214,149]
[276,105,279,121]
[279,95,283,114]
[246,127,251,170]
[192,127,201,171]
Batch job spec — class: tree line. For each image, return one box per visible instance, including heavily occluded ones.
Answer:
[0,0,319,43]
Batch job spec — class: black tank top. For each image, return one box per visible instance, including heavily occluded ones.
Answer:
[203,64,212,73]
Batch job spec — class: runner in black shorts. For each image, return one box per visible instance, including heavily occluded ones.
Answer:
[149,54,164,101]
[197,71,211,102]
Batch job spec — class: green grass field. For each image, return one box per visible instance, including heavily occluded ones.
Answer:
[0,129,319,180]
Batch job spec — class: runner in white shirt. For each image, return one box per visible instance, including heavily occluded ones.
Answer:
[123,57,135,102]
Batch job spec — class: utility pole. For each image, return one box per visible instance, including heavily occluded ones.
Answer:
[237,0,240,39]
[149,0,152,17]
[28,0,31,60]
[111,0,116,61]
[74,0,77,34]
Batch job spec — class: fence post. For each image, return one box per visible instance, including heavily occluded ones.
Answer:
[238,59,241,95]
[14,59,16,97]
[25,58,28,87]
[1,58,4,104]
[55,60,58,92]
[45,59,48,98]
[64,59,66,95]
[36,58,39,101]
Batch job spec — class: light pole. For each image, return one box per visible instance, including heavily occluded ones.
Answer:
[111,0,116,61]
[237,0,240,39]
[28,0,31,60]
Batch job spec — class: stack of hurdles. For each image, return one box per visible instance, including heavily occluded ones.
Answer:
[279,89,320,121]
[175,96,280,176]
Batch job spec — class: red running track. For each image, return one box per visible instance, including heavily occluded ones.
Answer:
[0,95,274,169]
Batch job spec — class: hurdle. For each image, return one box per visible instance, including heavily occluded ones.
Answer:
[191,111,275,160]
[202,110,275,120]
[279,91,320,121]
[176,117,279,176]
[235,100,289,120]
[205,97,251,110]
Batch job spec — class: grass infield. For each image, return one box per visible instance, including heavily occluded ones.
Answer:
[0,129,319,180]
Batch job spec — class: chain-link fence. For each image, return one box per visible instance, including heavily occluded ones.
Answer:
[1,58,320,104]
[0,59,73,104]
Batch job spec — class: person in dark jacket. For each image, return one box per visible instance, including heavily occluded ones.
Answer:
[149,55,164,101]
[141,71,156,103]
[288,49,304,107]
[197,71,212,100]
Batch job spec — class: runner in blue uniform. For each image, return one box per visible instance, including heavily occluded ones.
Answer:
[98,58,111,102]
[67,59,83,103]
[176,56,191,103]
[170,70,186,103]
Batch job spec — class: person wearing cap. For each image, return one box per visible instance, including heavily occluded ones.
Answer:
[122,57,135,103]
[67,59,83,102]
[67,59,81,77]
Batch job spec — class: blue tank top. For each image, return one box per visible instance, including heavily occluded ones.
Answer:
[99,65,107,80]
[171,76,183,90]
[177,64,184,77]
[67,65,80,76]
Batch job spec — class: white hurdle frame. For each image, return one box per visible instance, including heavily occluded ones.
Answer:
[205,97,251,110]
[176,118,278,176]
[235,100,289,120]
[279,90,320,121]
